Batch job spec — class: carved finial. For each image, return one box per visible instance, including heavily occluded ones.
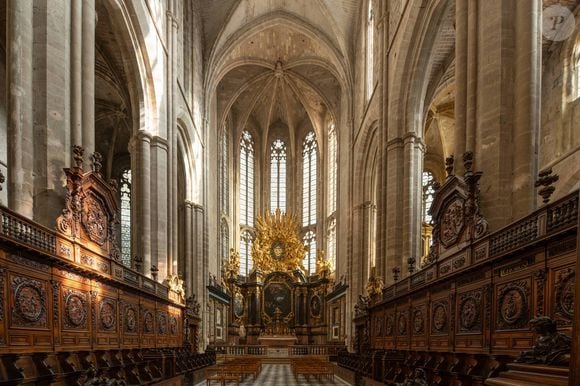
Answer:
[91,152,103,175]
[535,168,559,204]
[133,255,143,271]
[0,169,5,192]
[151,265,159,281]
[463,151,474,176]
[407,257,416,275]
[445,155,455,178]
[73,145,84,169]
[392,266,401,282]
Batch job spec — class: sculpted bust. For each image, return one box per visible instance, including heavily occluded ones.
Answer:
[515,316,571,366]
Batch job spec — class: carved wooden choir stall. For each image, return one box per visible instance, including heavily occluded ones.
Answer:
[338,153,578,386]
[0,147,214,385]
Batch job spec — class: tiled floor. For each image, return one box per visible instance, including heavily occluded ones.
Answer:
[199,364,352,385]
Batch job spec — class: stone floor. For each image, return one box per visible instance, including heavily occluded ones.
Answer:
[198,364,352,385]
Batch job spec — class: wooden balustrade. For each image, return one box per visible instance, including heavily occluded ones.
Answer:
[210,344,345,358]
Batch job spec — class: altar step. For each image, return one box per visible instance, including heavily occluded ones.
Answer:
[485,363,569,386]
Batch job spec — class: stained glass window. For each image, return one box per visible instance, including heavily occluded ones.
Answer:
[302,132,317,227]
[220,220,229,273]
[302,231,316,275]
[327,218,336,270]
[422,171,436,224]
[328,124,337,215]
[270,139,287,212]
[120,169,131,267]
[240,131,254,227]
[366,0,374,100]
[239,230,253,276]
[219,129,229,215]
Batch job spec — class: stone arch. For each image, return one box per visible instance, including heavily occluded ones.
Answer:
[99,0,156,136]
[388,0,454,139]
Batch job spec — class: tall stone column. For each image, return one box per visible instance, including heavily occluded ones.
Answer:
[32,0,71,227]
[512,0,541,218]
[82,0,95,169]
[401,133,424,276]
[351,203,366,299]
[7,0,34,218]
[466,0,478,155]
[384,138,404,284]
[150,136,169,280]
[184,201,194,297]
[362,201,377,281]
[131,132,152,276]
[193,204,206,345]
[454,0,467,166]
[71,0,83,150]
[166,3,179,276]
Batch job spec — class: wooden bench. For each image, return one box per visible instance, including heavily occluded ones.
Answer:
[291,358,335,382]
[206,374,241,386]
[205,364,245,385]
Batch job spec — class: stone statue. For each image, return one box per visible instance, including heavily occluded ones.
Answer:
[239,323,246,339]
[515,316,571,366]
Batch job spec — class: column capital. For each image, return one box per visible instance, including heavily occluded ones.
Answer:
[166,11,179,28]
[386,137,404,151]
[184,200,194,209]
[193,203,204,213]
[151,135,169,150]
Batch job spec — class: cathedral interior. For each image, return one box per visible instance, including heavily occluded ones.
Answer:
[0,0,578,385]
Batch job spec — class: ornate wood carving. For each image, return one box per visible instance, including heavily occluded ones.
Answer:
[397,311,408,335]
[143,310,154,334]
[0,268,5,322]
[458,290,482,333]
[554,267,574,325]
[123,303,138,333]
[440,198,465,247]
[56,146,120,261]
[99,298,116,331]
[169,315,177,335]
[11,276,47,328]
[158,311,168,335]
[424,152,488,265]
[413,307,425,335]
[431,301,448,334]
[515,316,571,366]
[496,280,530,330]
[534,269,547,317]
[385,314,394,336]
[63,289,88,330]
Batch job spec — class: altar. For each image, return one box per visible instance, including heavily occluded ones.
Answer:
[257,335,297,347]
[220,210,346,347]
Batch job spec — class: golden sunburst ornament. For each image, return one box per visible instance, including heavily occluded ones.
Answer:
[252,209,307,274]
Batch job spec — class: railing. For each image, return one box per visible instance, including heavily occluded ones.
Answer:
[211,345,268,356]
[210,344,346,357]
[289,345,346,356]
[0,208,56,254]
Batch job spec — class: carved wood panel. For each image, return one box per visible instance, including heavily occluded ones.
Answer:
[0,251,184,354]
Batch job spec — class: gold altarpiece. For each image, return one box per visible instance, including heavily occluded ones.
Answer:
[223,210,338,346]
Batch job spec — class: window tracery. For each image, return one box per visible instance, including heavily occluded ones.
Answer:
[270,139,287,212]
